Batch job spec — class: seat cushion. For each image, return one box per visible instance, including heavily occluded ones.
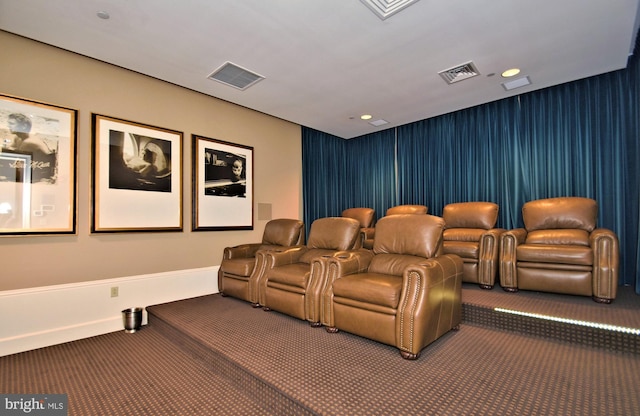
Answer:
[220,258,255,277]
[368,253,427,276]
[299,248,344,264]
[516,244,593,266]
[442,241,479,260]
[267,263,310,289]
[443,228,485,242]
[526,229,590,246]
[333,272,402,309]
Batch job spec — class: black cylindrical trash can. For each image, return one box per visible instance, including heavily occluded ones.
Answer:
[122,307,143,333]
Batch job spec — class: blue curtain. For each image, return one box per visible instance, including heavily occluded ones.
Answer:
[344,130,397,222]
[302,128,396,235]
[302,129,347,238]
[302,39,640,292]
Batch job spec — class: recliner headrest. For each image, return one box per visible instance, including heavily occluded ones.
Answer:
[522,197,597,232]
[386,204,428,216]
[262,219,304,246]
[373,214,444,258]
[443,202,498,230]
[307,217,361,250]
[342,207,375,228]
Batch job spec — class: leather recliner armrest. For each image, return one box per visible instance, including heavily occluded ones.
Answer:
[265,245,307,267]
[223,243,262,260]
[255,246,307,305]
[499,228,527,289]
[478,228,506,287]
[397,254,463,356]
[318,250,375,327]
[590,228,619,301]
[247,249,274,305]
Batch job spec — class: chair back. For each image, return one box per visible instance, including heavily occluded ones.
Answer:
[373,214,444,258]
[299,217,361,263]
[306,217,361,251]
[342,207,375,228]
[522,197,597,232]
[368,215,444,276]
[386,204,428,216]
[262,219,304,246]
[443,202,498,230]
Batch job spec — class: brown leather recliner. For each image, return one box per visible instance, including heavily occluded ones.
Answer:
[320,214,463,360]
[218,218,304,306]
[386,204,428,216]
[442,202,505,289]
[342,207,375,248]
[499,197,619,303]
[260,217,362,325]
[362,204,428,249]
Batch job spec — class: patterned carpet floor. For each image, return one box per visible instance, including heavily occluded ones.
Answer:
[462,283,640,328]
[2,285,639,415]
[1,323,272,415]
[145,289,640,415]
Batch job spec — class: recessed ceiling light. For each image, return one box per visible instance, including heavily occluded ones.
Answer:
[96,11,110,19]
[502,76,531,91]
[369,119,389,127]
[360,114,372,120]
[501,68,520,78]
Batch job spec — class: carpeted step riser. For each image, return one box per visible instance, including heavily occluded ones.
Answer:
[149,312,317,416]
[463,303,640,354]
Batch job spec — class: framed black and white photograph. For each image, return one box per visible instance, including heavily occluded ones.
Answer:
[192,134,253,231]
[92,114,183,232]
[0,94,77,235]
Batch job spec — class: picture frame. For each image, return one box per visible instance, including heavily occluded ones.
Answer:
[192,134,253,231]
[92,114,183,233]
[0,94,77,236]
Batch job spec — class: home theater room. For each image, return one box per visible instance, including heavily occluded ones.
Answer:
[1,1,640,415]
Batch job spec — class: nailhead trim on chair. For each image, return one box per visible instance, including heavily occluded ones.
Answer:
[398,270,421,355]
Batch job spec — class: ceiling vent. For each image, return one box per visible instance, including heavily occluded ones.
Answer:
[438,61,480,85]
[207,62,265,90]
[360,0,421,20]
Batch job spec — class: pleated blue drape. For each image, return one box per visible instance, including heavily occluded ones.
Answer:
[302,129,347,238]
[302,128,396,236]
[302,39,640,292]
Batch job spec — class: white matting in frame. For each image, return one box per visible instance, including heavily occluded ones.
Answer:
[0,93,77,235]
[92,114,183,232]
[192,134,253,231]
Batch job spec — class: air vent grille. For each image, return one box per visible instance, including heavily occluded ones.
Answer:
[438,61,480,84]
[207,62,265,90]
[360,0,421,20]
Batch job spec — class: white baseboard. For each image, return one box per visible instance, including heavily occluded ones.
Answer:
[0,266,219,357]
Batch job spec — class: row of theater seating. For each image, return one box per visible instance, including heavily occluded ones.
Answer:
[217,197,619,359]
[343,198,619,303]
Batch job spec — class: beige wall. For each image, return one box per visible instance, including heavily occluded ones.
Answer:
[0,31,303,291]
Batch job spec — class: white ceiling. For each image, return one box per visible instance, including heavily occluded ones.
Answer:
[1,0,639,139]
